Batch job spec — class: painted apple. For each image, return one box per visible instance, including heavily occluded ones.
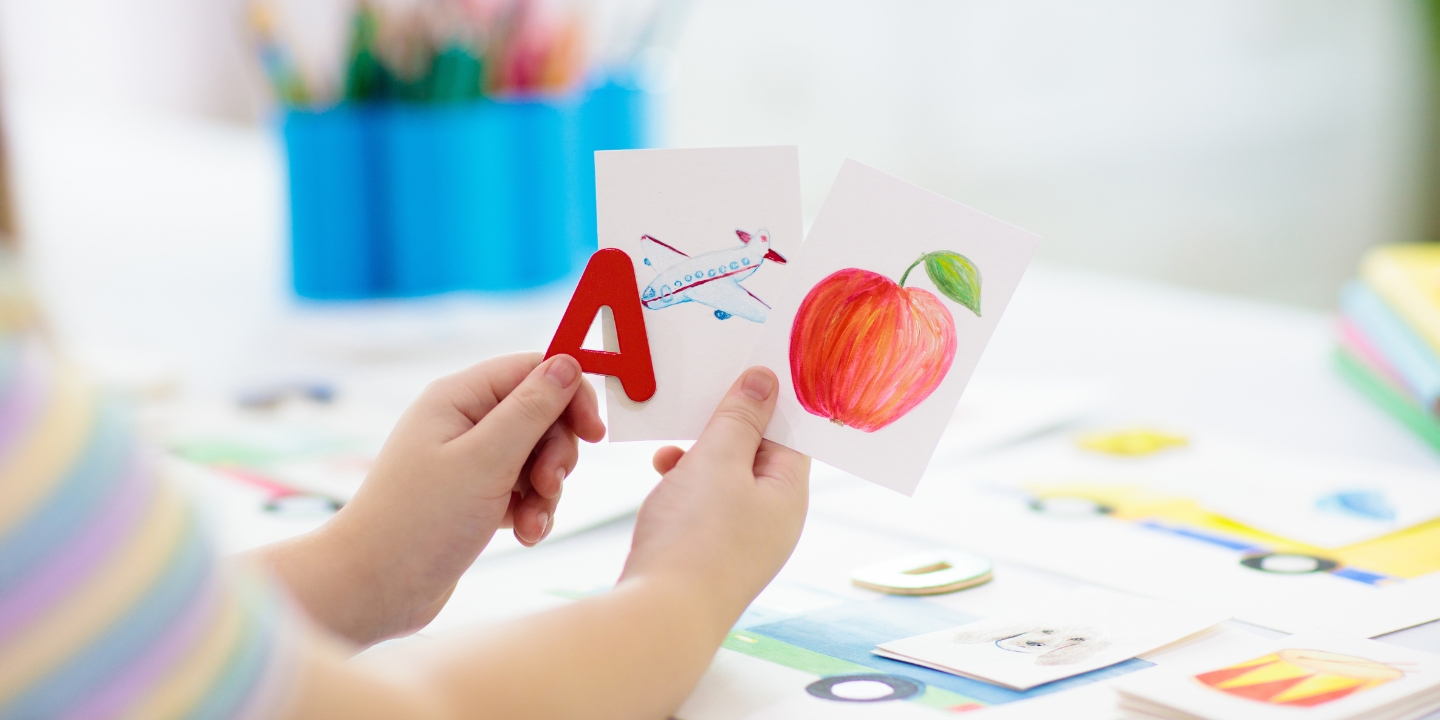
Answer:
[789,251,981,432]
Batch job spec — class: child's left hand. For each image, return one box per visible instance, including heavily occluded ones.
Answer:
[257,353,605,645]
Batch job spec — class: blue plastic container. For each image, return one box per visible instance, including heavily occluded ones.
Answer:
[383,102,516,296]
[502,95,582,289]
[282,107,386,299]
[282,76,647,300]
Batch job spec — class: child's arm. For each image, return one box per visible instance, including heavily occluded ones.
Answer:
[280,367,808,720]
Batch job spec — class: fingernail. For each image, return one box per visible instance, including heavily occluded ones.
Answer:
[741,369,775,401]
[556,467,567,485]
[545,357,578,388]
[536,512,550,540]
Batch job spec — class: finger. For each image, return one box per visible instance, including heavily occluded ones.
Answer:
[753,439,810,491]
[452,355,584,476]
[513,485,559,546]
[688,367,778,471]
[652,446,686,475]
[529,422,578,499]
[565,376,606,443]
[499,489,521,529]
[420,352,543,431]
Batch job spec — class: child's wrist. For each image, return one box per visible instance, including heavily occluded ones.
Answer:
[618,563,753,640]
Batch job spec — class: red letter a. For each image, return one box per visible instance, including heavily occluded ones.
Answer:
[544,248,656,402]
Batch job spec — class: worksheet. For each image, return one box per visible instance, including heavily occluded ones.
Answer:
[595,147,803,441]
[744,160,1040,494]
[874,587,1229,691]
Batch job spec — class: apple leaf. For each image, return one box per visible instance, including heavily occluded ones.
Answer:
[923,251,982,316]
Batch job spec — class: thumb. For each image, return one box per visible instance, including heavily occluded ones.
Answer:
[455,355,583,475]
[688,367,778,471]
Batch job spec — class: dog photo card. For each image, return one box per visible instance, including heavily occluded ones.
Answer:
[744,159,1040,494]
[1114,630,1440,720]
[874,587,1230,691]
[594,147,803,441]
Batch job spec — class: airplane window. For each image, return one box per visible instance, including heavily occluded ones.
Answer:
[742,258,751,266]
[730,262,739,270]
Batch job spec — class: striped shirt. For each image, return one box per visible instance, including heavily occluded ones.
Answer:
[0,327,299,717]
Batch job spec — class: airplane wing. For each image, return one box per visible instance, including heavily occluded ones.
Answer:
[687,281,771,322]
[640,235,688,270]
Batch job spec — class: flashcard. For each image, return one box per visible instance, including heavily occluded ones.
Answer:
[873,587,1230,691]
[744,160,1040,494]
[1114,630,1440,720]
[594,147,803,441]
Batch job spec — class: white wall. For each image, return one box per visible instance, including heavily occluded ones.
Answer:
[659,0,1431,306]
[0,0,1430,306]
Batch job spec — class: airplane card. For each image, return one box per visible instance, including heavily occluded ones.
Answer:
[1114,630,1440,720]
[874,587,1230,691]
[744,160,1040,494]
[594,147,803,441]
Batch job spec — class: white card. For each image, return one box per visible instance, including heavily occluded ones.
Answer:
[744,160,1039,494]
[873,587,1230,691]
[594,147,803,441]
[1115,630,1440,720]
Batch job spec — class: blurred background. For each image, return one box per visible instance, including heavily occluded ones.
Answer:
[0,1,1434,306]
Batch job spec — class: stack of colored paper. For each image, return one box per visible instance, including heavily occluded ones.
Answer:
[1335,244,1440,453]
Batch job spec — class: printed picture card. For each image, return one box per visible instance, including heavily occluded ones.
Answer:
[594,147,803,441]
[874,587,1230,691]
[744,159,1040,494]
[1114,630,1440,720]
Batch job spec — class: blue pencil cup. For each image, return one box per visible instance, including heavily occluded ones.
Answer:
[282,107,386,299]
[282,76,648,299]
[383,102,517,296]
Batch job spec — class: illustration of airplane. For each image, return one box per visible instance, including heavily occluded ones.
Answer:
[639,228,787,322]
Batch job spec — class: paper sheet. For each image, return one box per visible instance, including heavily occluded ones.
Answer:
[594,147,804,441]
[874,587,1229,691]
[745,160,1040,494]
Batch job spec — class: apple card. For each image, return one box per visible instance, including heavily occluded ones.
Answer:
[874,587,1230,691]
[1115,630,1440,720]
[744,159,1040,494]
[594,147,803,441]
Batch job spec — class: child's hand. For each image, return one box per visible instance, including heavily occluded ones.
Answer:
[265,353,605,645]
[621,367,810,625]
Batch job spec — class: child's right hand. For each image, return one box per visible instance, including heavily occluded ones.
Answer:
[621,367,810,626]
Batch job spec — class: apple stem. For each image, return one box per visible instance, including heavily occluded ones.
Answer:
[899,255,927,288]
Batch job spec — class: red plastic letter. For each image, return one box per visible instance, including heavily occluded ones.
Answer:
[544,248,656,402]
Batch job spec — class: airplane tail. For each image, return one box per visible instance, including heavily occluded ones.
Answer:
[737,228,787,263]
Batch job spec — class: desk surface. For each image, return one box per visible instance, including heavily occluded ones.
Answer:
[11,104,1440,717]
